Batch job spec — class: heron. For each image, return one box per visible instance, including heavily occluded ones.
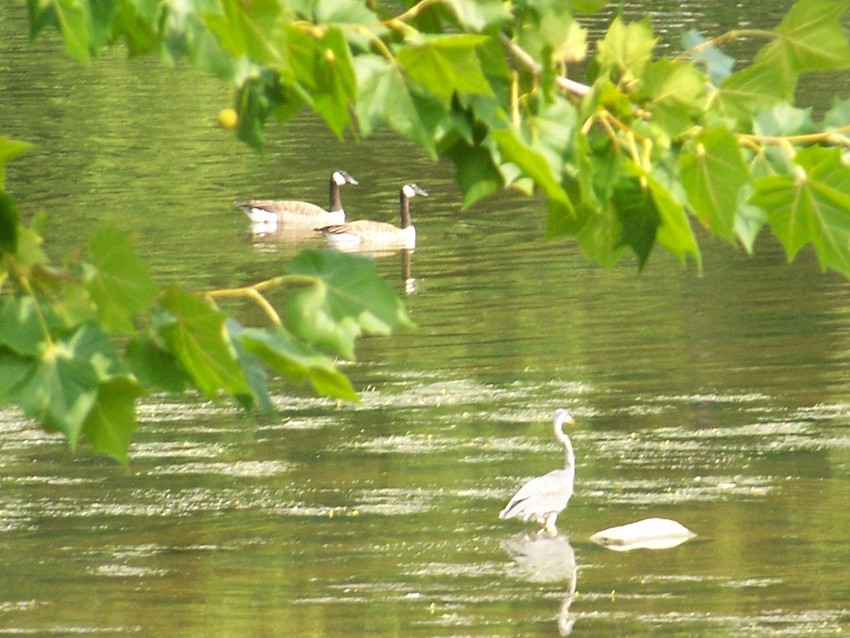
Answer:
[499,408,576,535]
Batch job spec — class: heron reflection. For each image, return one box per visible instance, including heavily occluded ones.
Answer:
[502,531,578,635]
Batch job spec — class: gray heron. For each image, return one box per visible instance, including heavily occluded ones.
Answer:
[499,408,576,535]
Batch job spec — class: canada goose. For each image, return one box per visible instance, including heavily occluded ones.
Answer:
[235,170,359,227]
[318,183,427,249]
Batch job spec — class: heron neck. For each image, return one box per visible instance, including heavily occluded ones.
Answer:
[329,178,343,212]
[554,421,575,475]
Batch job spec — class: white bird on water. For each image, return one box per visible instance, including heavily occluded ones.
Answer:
[499,409,576,536]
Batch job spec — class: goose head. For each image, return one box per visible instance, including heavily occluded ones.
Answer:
[402,183,428,199]
[332,170,359,186]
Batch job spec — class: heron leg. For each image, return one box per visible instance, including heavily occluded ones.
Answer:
[542,512,559,536]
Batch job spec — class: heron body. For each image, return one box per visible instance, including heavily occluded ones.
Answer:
[318,183,427,249]
[499,409,576,535]
[236,170,358,228]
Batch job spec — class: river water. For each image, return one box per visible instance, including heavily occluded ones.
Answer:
[2,2,850,636]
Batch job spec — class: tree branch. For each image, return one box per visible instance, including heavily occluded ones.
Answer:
[499,33,591,98]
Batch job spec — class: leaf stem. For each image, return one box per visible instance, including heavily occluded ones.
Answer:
[389,0,445,25]
[738,125,850,147]
[19,273,54,350]
[205,274,317,327]
[676,28,776,62]
[359,26,397,64]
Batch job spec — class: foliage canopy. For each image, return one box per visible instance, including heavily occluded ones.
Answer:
[3,0,850,461]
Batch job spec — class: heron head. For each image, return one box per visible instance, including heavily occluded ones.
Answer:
[553,408,575,427]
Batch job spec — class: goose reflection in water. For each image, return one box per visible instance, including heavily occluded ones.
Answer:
[244,231,417,295]
[502,531,578,636]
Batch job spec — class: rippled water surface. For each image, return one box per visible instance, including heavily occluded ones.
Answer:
[2,1,850,636]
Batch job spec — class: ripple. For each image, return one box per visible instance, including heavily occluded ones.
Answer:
[154,460,294,477]
[94,564,168,578]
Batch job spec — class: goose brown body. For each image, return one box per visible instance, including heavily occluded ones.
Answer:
[318,183,427,249]
[236,170,358,228]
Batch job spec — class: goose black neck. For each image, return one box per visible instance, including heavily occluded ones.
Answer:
[399,190,412,229]
[329,177,343,212]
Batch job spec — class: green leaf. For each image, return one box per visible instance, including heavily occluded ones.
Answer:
[714,63,785,120]
[517,7,585,65]
[733,195,768,253]
[571,0,609,11]
[823,96,850,131]
[751,146,850,275]
[0,352,33,406]
[753,103,815,137]
[85,225,158,334]
[239,326,359,401]
[639,59,705,142]
[491,128,574,220]
[166,9,239,81]
[0,137,33,188]
[612,177,658,269]
[236,71,303,150]
[313,0,382,49]
[123,0,161,27]
[443,140,504,209]
[205,0,290,68]
[0,296,57,357]
[596,16,656,83]
[0,193,19,254]
[65,322,128,380]
[226,319,274,413]
[573,127,621,213]
[126,333,187,393]
[524,96,578,178]
[14,224,49,269]
[575,205,628,268]
[616,163,702,270]
[15,339,101,446]
[679,126,750,243]
[159,286,253,401]
[286,26,356,136]
[284,249,413,360]
[354,54,438,154]
[81,377,143,464]
[314,0,379,25]
[27,0,92,64]
[442,0,512,31]
[645,167,702,271]
[754,0,850,96]
[396,34,493,102]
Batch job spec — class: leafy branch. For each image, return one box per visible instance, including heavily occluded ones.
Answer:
[0,189,411,462]
[5,0,850,463]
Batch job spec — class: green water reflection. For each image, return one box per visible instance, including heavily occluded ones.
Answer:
[2,1,850,636]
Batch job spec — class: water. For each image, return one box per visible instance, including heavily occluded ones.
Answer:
[2,2,850,636]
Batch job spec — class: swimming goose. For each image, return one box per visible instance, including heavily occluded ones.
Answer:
[236,170,359,228]
[318,183,427,249]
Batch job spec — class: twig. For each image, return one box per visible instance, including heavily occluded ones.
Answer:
[499,33,591,98]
